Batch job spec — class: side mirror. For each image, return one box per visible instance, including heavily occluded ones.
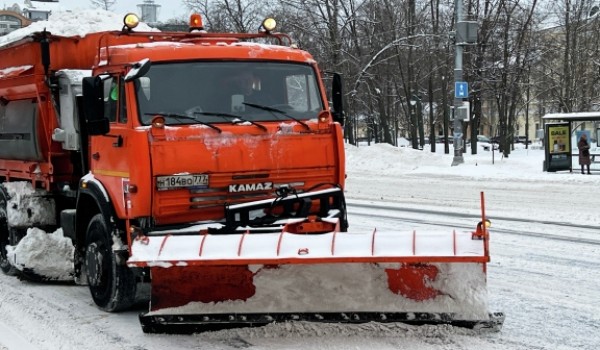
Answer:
[125,58,151,82]
[82,76,109,135]
[331,73,344,126]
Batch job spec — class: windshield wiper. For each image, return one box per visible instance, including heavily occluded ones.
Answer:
[193,111,267,132]
[243,102,310,130]
[144,112,222,133]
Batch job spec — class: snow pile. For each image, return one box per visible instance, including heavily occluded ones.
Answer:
[3,182,55,227]
[6,228,74,281]
[2,182,72,280]
[346,142,446,174]
[0,9,158,48]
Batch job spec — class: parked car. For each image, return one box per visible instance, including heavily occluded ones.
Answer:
[467,135,493,143]
[468,135,498,151]
[477,135,492,143]
[514,136,532,144]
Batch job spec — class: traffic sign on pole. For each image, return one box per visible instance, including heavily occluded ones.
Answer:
[455,82,468,98]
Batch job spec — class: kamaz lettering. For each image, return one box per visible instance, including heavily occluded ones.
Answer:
[229,182,273,193]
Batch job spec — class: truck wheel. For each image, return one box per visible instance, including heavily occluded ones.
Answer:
[0,186,16,276]
[85,213,136,312]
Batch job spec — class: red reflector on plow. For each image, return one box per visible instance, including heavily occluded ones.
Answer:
[386,264,440,301]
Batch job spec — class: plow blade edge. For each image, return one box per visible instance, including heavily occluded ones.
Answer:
[139,311,506,334]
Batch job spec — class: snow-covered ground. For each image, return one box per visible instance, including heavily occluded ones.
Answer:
[1,8,599,350]
[1,141,599,349]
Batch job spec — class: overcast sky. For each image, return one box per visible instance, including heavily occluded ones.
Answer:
[0,0,187,21]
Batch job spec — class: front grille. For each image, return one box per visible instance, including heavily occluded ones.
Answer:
[153,167,336,223]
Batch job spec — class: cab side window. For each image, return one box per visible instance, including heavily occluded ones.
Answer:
[103,77,127,123]
[119,77,127,124]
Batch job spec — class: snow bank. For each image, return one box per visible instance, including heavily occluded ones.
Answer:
[346,142,599,184]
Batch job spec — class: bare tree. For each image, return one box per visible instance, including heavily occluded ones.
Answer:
[537,0,600,113]
[278,0,359,143]
[89,0,116,11]
[177,0,600,155]
[466,0,538,157]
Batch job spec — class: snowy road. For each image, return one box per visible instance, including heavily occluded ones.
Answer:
[1,146,599,349]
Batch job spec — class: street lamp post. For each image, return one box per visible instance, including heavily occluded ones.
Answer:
[452,0,478,165]
[409,95,423,149]
[452,0,465,165]
[411,95,424,149]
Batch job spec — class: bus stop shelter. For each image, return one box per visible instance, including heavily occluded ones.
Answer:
[541,112,600,172]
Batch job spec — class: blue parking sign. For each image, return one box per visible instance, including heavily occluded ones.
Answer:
[455,82,468,98]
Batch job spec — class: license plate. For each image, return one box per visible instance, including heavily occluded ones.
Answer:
[156,174,209,190]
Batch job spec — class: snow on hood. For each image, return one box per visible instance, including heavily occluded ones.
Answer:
[0,9,159,48]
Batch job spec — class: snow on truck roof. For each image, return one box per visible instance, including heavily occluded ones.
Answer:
[0,8,158,48]
[0,9,313,62]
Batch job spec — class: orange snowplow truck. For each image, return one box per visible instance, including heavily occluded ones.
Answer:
[0,14,503,333]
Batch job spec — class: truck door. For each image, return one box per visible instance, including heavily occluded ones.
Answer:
[89,76,131,217]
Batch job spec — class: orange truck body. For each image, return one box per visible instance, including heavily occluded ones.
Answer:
[0,30,345,208]
[0,25,347,304]
[0,20,502,333]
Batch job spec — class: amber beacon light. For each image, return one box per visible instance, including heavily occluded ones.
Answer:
[123,13,140,31]
[261,18,277,33]
[189,13,204,31]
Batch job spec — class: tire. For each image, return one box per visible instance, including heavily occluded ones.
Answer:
[0,186,17,276]
[85,213,136,312]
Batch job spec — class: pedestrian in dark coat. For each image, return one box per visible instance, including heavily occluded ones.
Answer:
[578,133,591,174]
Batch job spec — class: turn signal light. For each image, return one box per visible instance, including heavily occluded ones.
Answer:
[317,110,331,130]
[151,116,165,128]
[318,110,330,123]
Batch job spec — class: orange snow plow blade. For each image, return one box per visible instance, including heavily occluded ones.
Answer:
[127,193,504,333]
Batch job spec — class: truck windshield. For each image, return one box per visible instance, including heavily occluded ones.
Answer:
[134,61,324,126]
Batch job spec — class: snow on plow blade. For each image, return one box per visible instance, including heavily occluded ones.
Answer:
[128,218,503,333]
